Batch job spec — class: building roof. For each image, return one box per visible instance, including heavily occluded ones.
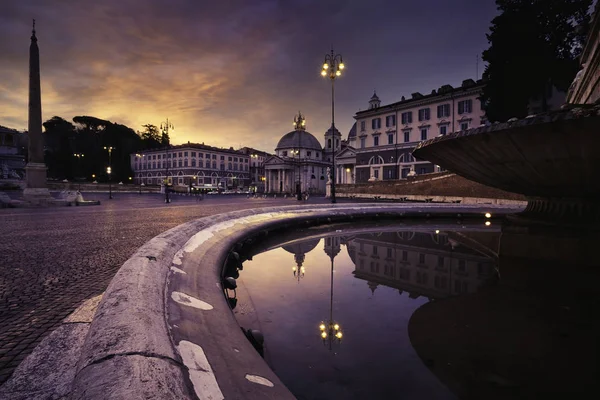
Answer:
[355,79,485,118]
[239,147,272,157]
[275,130,322,151]
[136,142,248,156]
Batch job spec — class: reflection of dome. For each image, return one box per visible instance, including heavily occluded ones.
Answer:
[276,130,322,151]
[367,281,379,294]
[281,239,320,257]
[347,122,357,140]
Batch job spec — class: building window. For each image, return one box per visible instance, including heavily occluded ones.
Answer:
[199,153,203,158]
[374,169,379,179]
[191,159,196,167]
[360,137,366,148]
[212,155,217,159]
[360,121,365,131]
[461,122,469,131]
[387,170,393,179]
[437,104,450,118]
[419,253,426,264]
[228,163,232,170]
[178,160,182,167]
[419,167,426,174]
[184,160,188,167]
[178,152,182,157]
[403,131,410,142]
[307,151,311,157]
[283,151,288,156]
[421,129,427,141]
[388,133,394,144]
[373,136,379,146]
[385,115,396,127]
[418,108,430,121]
[373,246,378,256]
[440,125,447,135]
[327,138,332,148]
[458,99,473,114]
[184,152,188,157]
[191,152,196,157]
[371,118,381,130]
[402,251,408,261]
[401,112,412,124]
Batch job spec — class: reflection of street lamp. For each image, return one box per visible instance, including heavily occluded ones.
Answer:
[104,146,114,199]
[292,264,305,282]
[161,119,174,203]
[319,254,343,350]
[321,48,344,204]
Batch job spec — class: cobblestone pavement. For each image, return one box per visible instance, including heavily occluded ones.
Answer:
[0,193,334,385]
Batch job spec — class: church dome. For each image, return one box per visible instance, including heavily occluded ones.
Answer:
[347,122,357,139]
[276,130,322,151]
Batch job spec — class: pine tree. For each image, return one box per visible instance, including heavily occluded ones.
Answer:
[481,0,592,122]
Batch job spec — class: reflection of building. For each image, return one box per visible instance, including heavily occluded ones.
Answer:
[353,80,486,182]
[345,231,496,299]
[130,143,250,190]
[0,125,26,180]
[282,239,320,271]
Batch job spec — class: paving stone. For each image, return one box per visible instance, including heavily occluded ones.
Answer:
[0,193,310,384]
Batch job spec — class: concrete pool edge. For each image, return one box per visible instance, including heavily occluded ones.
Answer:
[0,203,523,399]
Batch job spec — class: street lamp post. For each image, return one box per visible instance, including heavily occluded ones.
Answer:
[321,48,345,204]
[73,153,84,190]
[135,153,144,194]
[104,146,114,199]
[161,119,174,204]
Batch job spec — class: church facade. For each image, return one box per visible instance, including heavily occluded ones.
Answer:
[264,113,331,195]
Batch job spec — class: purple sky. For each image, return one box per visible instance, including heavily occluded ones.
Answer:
[0,0,499,152]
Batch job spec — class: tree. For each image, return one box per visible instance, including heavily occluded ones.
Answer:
[43,116,76,179]
[481,0,592,122]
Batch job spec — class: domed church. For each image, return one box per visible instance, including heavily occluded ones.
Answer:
[264,112,332,195]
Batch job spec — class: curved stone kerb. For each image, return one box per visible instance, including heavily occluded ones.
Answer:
[71,203,518,399]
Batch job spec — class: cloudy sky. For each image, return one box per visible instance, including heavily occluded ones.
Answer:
[0,0,498,152]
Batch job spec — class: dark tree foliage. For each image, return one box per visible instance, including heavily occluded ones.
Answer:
[139,124,162,149]
[482,0,592,122]
[43,115,160,182]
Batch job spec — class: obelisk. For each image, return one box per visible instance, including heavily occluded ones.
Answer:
[24,19,51,201]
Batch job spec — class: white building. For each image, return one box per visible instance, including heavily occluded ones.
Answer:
[130,143,251,191]
[353,79,486,182]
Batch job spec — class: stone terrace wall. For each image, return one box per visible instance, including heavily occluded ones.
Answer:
[337,172,526,201]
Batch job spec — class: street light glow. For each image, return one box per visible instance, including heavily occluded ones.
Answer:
[319,324,326,330]
[336,70,341,76]
[339,62,345,70]
[323,63,328,69]
[321,70,327,76]
[485,212,492,218]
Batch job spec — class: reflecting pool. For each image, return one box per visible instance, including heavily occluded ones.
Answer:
[229,221,600,400]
